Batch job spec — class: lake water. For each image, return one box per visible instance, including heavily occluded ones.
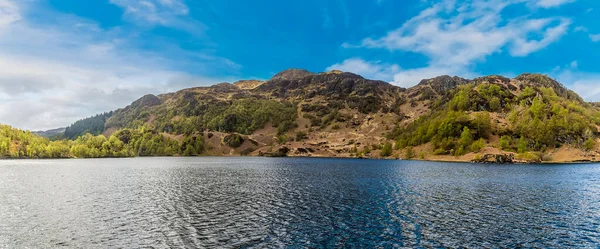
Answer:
[1,157,599,248]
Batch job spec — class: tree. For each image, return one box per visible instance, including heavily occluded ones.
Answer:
[530,97,545,119]
[517,136,528,153]
[472,112,491,138]
[584,137,595,151]
[489,97,501,112]
[459,127,473,148]
[499,135,511,150]
[380,142,393,157]
[471,138,485,152]
[405,147,414,159]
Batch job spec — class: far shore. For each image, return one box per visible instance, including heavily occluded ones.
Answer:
[2,154,599,165]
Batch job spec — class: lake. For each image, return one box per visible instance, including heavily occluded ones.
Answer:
[1,157,599,248]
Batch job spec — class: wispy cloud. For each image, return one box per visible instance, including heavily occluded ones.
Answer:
[109,0,205,33]
[0,1,236,130]
[334,0,572,87]
[535,0,576,8]
[326,58,400,82]
[0,0,19,29]
[553,61,600,101]
[590,34,600,42]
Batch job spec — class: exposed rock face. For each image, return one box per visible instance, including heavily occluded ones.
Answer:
[417,75,470,94]
[256,69,405,114]
[260,147,290,157]
[270,69,315,81]
[131,94,161,108]
[233,80,265,90]
[472,75,511,85]
[211,83,239,93]
[472,154,515,164]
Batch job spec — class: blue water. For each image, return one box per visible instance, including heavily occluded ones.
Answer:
[1,157,599,248]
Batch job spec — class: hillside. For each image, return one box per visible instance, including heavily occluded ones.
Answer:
[32,127,65,138]
[11,69,600,162]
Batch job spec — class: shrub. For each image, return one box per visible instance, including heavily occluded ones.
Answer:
[471,138,485,152]
[223,134,244,148]
[380,142,393,157]
[433,148,447,155]
[277,135,288,144]
[517,136,528,153]
[405,147,414,159]
[584,137,595,151]
[499,135,511,150]
[515,152,541,162]
[295,131,308,141]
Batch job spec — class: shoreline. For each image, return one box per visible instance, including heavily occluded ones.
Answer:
[1,154,599,165]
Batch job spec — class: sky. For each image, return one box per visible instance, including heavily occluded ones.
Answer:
[0,0,599,130]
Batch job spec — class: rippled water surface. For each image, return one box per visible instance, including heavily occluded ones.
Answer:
[1,157,600,248]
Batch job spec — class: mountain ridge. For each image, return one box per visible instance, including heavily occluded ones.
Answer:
[4,69,600,163]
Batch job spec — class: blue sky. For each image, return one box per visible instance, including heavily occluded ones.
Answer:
[0,0,599,130]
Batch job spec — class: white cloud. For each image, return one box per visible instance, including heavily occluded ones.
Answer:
[325,58,475,88]
[333,0,572,87]
[590,34,600,42]
[510,18,571,56]
[326,58,400,82]
[554,69,600,101]
[0,1,236,130]
[0,0,20,29]
[535,0,576,8]
[109,0,204,33]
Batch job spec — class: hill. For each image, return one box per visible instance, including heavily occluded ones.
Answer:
[32,127,66,138]
[11,69,600,162]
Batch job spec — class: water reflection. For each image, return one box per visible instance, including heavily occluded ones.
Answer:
[1,158,599,248]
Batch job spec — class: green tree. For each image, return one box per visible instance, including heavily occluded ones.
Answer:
[471,138,485,152]
[380,142,393,157]
[584,137,595,151]
[517,136,528,153]
[459,127,473,148]
[405,147,414,159]
[472,112,491,138]
[499,135,511,150]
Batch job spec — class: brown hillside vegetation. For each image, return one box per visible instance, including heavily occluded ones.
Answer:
[7,69,600,163]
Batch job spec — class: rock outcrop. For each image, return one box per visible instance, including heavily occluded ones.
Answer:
[472,154,515,164]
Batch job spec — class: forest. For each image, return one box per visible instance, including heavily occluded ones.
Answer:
[0,124,204,159]
[390,83,599,161]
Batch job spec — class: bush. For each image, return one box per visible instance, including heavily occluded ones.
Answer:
[433,148,447,155]
[499,135,511,150]
[584,137,595,151]
[380,142,393,157]
[471,138,485,152]
[223,134,244,148]
[295,131,308,141]
[515,152,541,162]
[277,135,288,144]
[405,147,414,159]
[517,136,528,153]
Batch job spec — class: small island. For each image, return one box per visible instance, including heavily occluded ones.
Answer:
[2,69,599,164]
